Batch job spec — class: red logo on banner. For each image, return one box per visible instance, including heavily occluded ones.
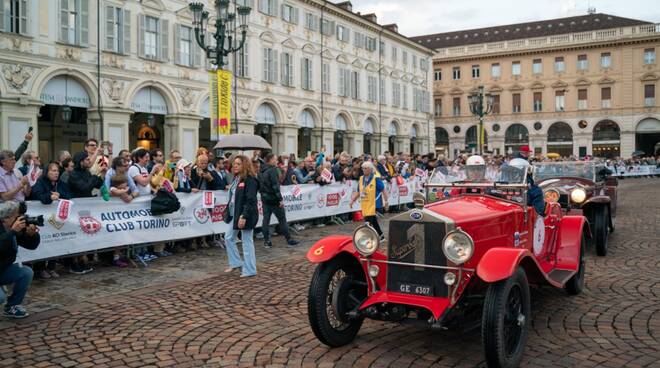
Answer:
[193,208,210,224]
[257,200,263,215]
[79,216,101,235]
[316,194,326,208]
[326,193,340,207]
[57,200,70,221]
[398,185,409,197]
[291,185,302,197]
[211,205,226,222]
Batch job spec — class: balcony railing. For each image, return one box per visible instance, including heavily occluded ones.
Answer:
[435,23,660,58]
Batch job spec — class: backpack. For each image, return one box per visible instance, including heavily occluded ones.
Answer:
[151,188,181,215]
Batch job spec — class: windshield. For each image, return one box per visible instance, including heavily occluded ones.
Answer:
[429,164,528,186]
[533,162,596,181]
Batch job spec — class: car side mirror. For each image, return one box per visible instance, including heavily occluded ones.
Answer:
[413,192,426,208]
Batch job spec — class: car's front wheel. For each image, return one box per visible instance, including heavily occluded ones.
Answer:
[308,257,366,347]
[482,267,531,368]
[594,206,609,256]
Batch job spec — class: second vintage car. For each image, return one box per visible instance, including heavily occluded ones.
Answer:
[307,160,590,368]
[534,161,617,256]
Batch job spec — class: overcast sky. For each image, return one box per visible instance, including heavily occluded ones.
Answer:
[350,0,660,37]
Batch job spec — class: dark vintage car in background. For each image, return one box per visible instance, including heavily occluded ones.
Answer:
[534,162,617,256]
[306,164,589,368]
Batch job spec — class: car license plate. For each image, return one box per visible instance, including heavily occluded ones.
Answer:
[396,282,433,296]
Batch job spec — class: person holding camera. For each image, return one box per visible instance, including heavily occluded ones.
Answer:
[0,201,40,318]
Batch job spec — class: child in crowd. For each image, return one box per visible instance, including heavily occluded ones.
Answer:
[109,174,133,203]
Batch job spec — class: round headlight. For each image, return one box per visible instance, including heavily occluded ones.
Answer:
[353,225,379,256]
[442,229,474,265]
[570,188,587,203]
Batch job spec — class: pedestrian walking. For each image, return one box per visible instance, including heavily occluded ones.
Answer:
[258,153,299,249]
[350,161,387,241]
[223,155,259,278]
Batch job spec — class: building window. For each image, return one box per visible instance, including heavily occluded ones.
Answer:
[59,0,88,45]
[577,88,588,110]
[281,3,299,24]
[392,82,400,107]
[452,67,460,80]
[280,52,294,87]
[402,50,408,65]
[533,92,542,112]
[322,63,330,93]
[236,39,249,78]
[420,58,428,71]
[177,25,193,67]
[644,84,655,106]
[532,59,542,74]
[601,87,611,108]
[2,0,29,35]
[351,71,360,100]
[412,55,417,69]
[304,13,319,31]
[301,57,313,90]
[601,52,612,68]
[644,48,656,65]
[105,6,129,54]
[353,32,366,48]
[262,47,278,83]
[452,97,460,116]
[379,77,386,105]
[512,93,521,113]
[391,46,397,64]
[367,75,377,103]
[472,65,480,78]
[434,69,442,81]
[258,0,277,16]
[338,68,352,97]
[143,16,159,59]
[512,61,521,76]
[321,19,335,36]
[402,84,408,109]
[554,56,565,72]
[555,90,565,111]
[365,36,376,51]
[379,41,385,57]
[434,98,442,117]
[491,95,500,114]
[577,54,588,70]
[336,24,350,42]
[491,63,501,77]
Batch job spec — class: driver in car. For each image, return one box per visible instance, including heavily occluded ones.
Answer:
[507,158,545,217]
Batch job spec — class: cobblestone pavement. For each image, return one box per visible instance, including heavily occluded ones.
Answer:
[1,179,659,368]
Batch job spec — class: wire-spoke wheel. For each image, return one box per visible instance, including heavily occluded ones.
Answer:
[565,233,586,295]
[308,258,366,347]
[482,267,531,368]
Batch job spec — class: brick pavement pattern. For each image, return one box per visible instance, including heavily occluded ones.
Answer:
[1,179,659,367]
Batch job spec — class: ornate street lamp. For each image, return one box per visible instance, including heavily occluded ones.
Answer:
[468,85,494,155]
[189,1,252,69]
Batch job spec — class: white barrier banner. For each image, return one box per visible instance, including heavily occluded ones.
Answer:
[608,165,659,177]
[17,179,419,263]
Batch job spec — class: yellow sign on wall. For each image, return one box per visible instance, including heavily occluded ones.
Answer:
[217,70,232,136]
[209,70,232,140]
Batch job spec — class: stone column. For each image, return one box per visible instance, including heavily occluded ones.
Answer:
[490,137,505,156]
[86,108,133,153]
[235,118,256,135]
[345,130,362,156]
[0,99,41,153]
[273,123,299,155]
[620,130,635,158]
[164,114,202,161]
[398,136,411,154]
[448,136,463,159]
[375,133,389,155]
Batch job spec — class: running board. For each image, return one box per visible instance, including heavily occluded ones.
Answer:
[547,268,575,285]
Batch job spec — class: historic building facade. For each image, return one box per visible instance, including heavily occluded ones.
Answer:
[0,0,433,162]
[413,13,660,159]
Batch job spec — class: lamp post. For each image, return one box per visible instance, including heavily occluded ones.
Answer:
[468,85,494,155]
[189,1,252,70]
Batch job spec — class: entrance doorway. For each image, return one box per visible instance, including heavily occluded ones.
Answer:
[635,118,660,156]
[130,114,164,151]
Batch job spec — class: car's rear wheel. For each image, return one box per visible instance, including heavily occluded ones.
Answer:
[308,257,366,347]
[594,206,609,256]
[482,267,531,368]
[565,233,586,295]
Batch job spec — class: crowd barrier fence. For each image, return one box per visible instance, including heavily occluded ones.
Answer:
[606,164,660,177]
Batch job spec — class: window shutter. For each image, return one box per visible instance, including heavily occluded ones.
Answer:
[138,15,145,58]
[174,24,181,65]
[241,41,249,76]
[105,6,115,51]
[59,0,68,42]
[80,0,89,45]
[19,0,28,35]
[601,87,611,100]
[293,7,299,24]
[272,0,279,16]
[160,19,169,62]
[192,38,201,69]
[338,69,344,96]
[578,89,587,100]
[123,9,131,55]
[308,59,312,90]
[258,0,266,13]
[280,3,285,20]
[262,48,268,81]
[272,50,279,83]
[0,1,4,32]
[280,52,286,85]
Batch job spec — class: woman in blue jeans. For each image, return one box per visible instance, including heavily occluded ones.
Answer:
[223,155,259,277]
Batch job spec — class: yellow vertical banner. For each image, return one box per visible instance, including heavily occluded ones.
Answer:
[208,71,219,141]
[217,69,232,136]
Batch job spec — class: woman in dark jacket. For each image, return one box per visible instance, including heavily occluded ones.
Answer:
[223,155,259,277]
[31,161,72,204]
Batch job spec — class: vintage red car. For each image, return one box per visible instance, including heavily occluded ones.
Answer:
[307,163,589,368]
[534,161,617,256]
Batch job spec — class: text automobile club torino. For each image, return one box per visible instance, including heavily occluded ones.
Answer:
[306,163,589,368]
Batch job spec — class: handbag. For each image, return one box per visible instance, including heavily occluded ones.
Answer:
[151,188,181,215]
